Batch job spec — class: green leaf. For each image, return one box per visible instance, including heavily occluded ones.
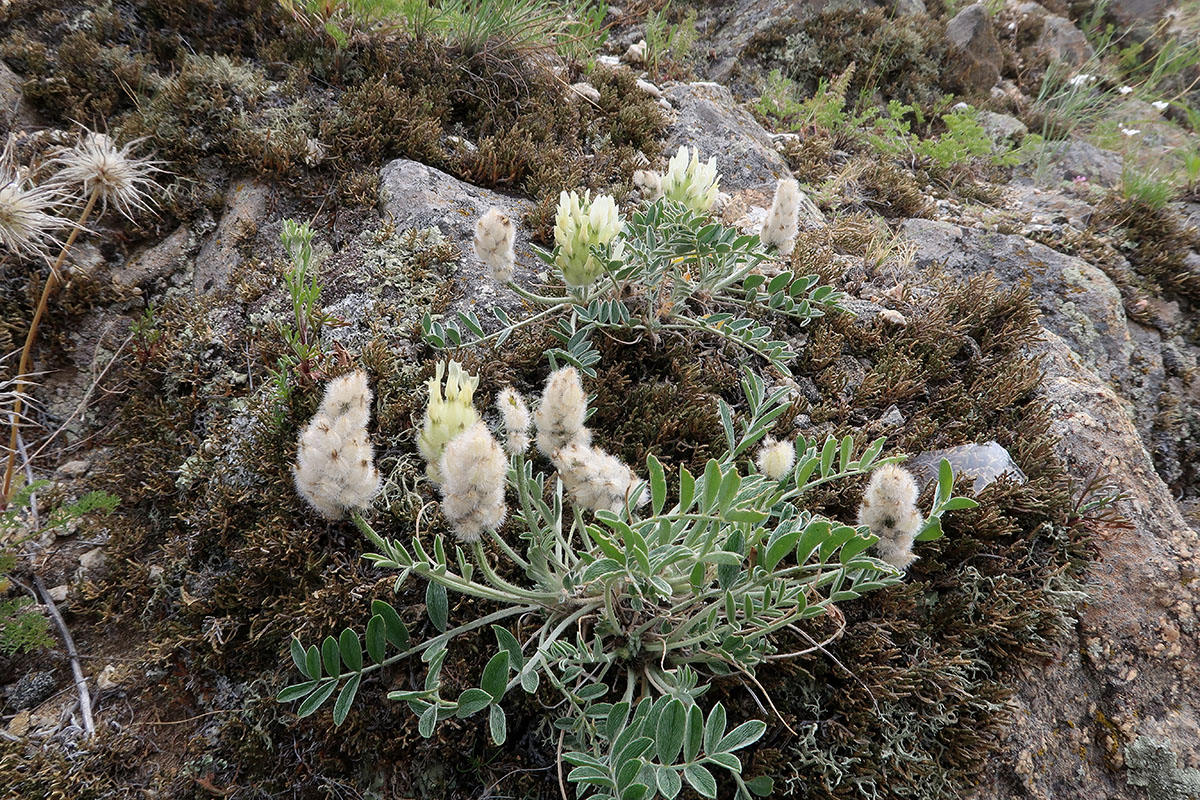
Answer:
[278,680,318,703]
[372,600,410,651]
[701,550,744,566]
[914,516,943,542]
[296,679,338,718]
[481,651,510,701]
[290,638,310,678]
[724,509,768,524]
[683,704,704,764]
[702,460,722,512]
[707,752,740,771]
[763,529,803,571]
[426,580,448,632]
[745,775,774,796]
[679,466,696,511]
[521,669,540,693]
[838,434,852,472]
[657,766,682,799]
[489,703,507,745]
[647,454,667,516]
[366,615,386,664]
[339,628,362,672]
[622,784,651,800]
[937,458,953,504]
[716,470,742,514]
[492,625,524,670]
[819,437,836,476]
[717,720,767,752]
[941,497,979,511]
[322,636,341,679]
[684,764,717,798]
[456,688,493,717]
[418,701,438,737]
[704,703,727,754]
[655,699,686,764]
[332,673,361,726]
[305,645,321,681]
[607,701,631,742]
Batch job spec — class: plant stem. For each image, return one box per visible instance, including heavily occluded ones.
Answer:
[2,188,100,508]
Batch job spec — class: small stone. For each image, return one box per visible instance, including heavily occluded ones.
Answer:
[7,671,58,711]
[79,547,106,574]
[96,664,120,691]
[568,82,600,103]
[879,309,908,326]
[945,4,1003,94]
[47,584,68,603]
[880,405,906,427]
[635,78,662,98]
[622,40,646,64]
[57,459,92,478]
[7,710,30,738]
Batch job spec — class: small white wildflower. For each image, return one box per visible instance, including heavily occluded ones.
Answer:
[49,131,161,220]
[1120,127,1141,137]
[755,437,795,480]
[760,178,800,256]
[857,464,922,570]
[473,207,517,282]
[1118,85,1133,95]
[1151,100,1169,112]
[661,145,721,214]
[418,360,481,484]
[553,442,646,514]
[293,371,381,520]
[554,190,623,287]
[534,366,591,457]
[1066,73,1094,88]
[438,421,508,543]
[496,387,531,455]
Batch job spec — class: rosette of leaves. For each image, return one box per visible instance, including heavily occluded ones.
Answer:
[421,197,845,377]
[279,371,976,798]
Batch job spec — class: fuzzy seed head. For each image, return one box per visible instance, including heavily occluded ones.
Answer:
[418,360,481,484]
[535,366,591,457]
[474,207,517,282]
[496,387,531,455]
[756,436,795,480]
[553,442,646,514]
[760,178,800,256]
[0,138,64,262]
[661,145,720,214]
[50,132,161,220]
[857,464,922,569]
[632,169,663,201]
[438,421,508,543]
[293,371,380,519]
[553,190,623,287]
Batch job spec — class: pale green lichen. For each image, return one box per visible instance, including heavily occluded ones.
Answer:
[1125,737,1200,800]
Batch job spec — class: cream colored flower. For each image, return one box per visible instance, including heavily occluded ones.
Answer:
[661,145,720,214]
[554,190,623,287]
[534,366,591,457]
[496,387,531,455]
[418,360,481,484]
[293,371,380,519]
[755,437,795,480]
[474,207,516,282]
[553,442,645,514]
[439,421,508,543]
[760,178,800,256]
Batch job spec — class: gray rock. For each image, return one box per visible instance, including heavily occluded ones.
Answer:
[1007,182,1095,229]
[907,441,1027,493]
[193,181,273,293]
[945,4,1003,94]
[56,459,92,478]
[1036,14,1095,67]
[1043,139,1124,187]
[6,671,59,711]
[702,0,832,87]
[891,0,926,15]
[664,82,790,190]
[0,60,24,135]
[978,110,1028,143]
[1106,0,1175,27]
[114,225,196,288]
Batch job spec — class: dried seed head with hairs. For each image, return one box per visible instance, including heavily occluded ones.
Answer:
[293,371,380,520]
[49,131,161,220]
[553,442,646,514]
[496,387,531,455]
[438,421,508,543]
[857,464,922,569]
[755,436,795,480]
[473,207,516,282]
[0,136,65,262]
[534,366,591,457]
[760,178,800,256]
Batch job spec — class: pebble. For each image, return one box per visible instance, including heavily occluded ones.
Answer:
[57,459,92,478]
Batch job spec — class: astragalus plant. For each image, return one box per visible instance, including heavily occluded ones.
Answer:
[280,365,975,800]
[422,146,844,377]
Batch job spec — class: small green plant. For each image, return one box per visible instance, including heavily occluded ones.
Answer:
[280,367,977,798]
[1,481,118,656]
[130,302,162,366]
[1119,163,1176,209]
[644,5,699,79]
[276,219,339,386]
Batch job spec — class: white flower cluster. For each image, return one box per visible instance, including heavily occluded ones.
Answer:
[473,207,516,282]
[759,178,800,257]
[496,387,531,455]
[857,464,922,569]
[554,190,623,287]
[660,145,720,214]
[293,371,381,520]
[439,420,508,542]
[418,360,481,484]
[755,437,795,480]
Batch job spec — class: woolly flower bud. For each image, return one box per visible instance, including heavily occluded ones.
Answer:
[553,442,646,514]
[49,131,161,220]
[438,421,508,543]
[418,360,481,484]
[293,371,380,519]
[496,387,531,455]
[632,169,663,201]
[661,145,720,214]
[756,436,795,480]
[760,178,800,256]
[857,464,922,569]
[535,366,591,457]
[474,207,516,282]
[553,190,623,287]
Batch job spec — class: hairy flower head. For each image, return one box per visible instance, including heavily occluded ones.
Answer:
[474,207,517,282]
[632,169,663,201]
[496,387,531,455]
[857,463,922,569]
[534,366,591,457]
[553,442,646,514]
[553,190,623,287]
[438,421,508,543]
[293,371,380,519]
[418,360,481,484]
[661,145,720,214]
[50,131,161,220]
[760,178,800,256]
[0,137,64,262]
[755,436,795,480]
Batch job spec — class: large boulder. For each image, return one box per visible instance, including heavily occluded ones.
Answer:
[664,82,791,191]
[945,4,1003,94]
